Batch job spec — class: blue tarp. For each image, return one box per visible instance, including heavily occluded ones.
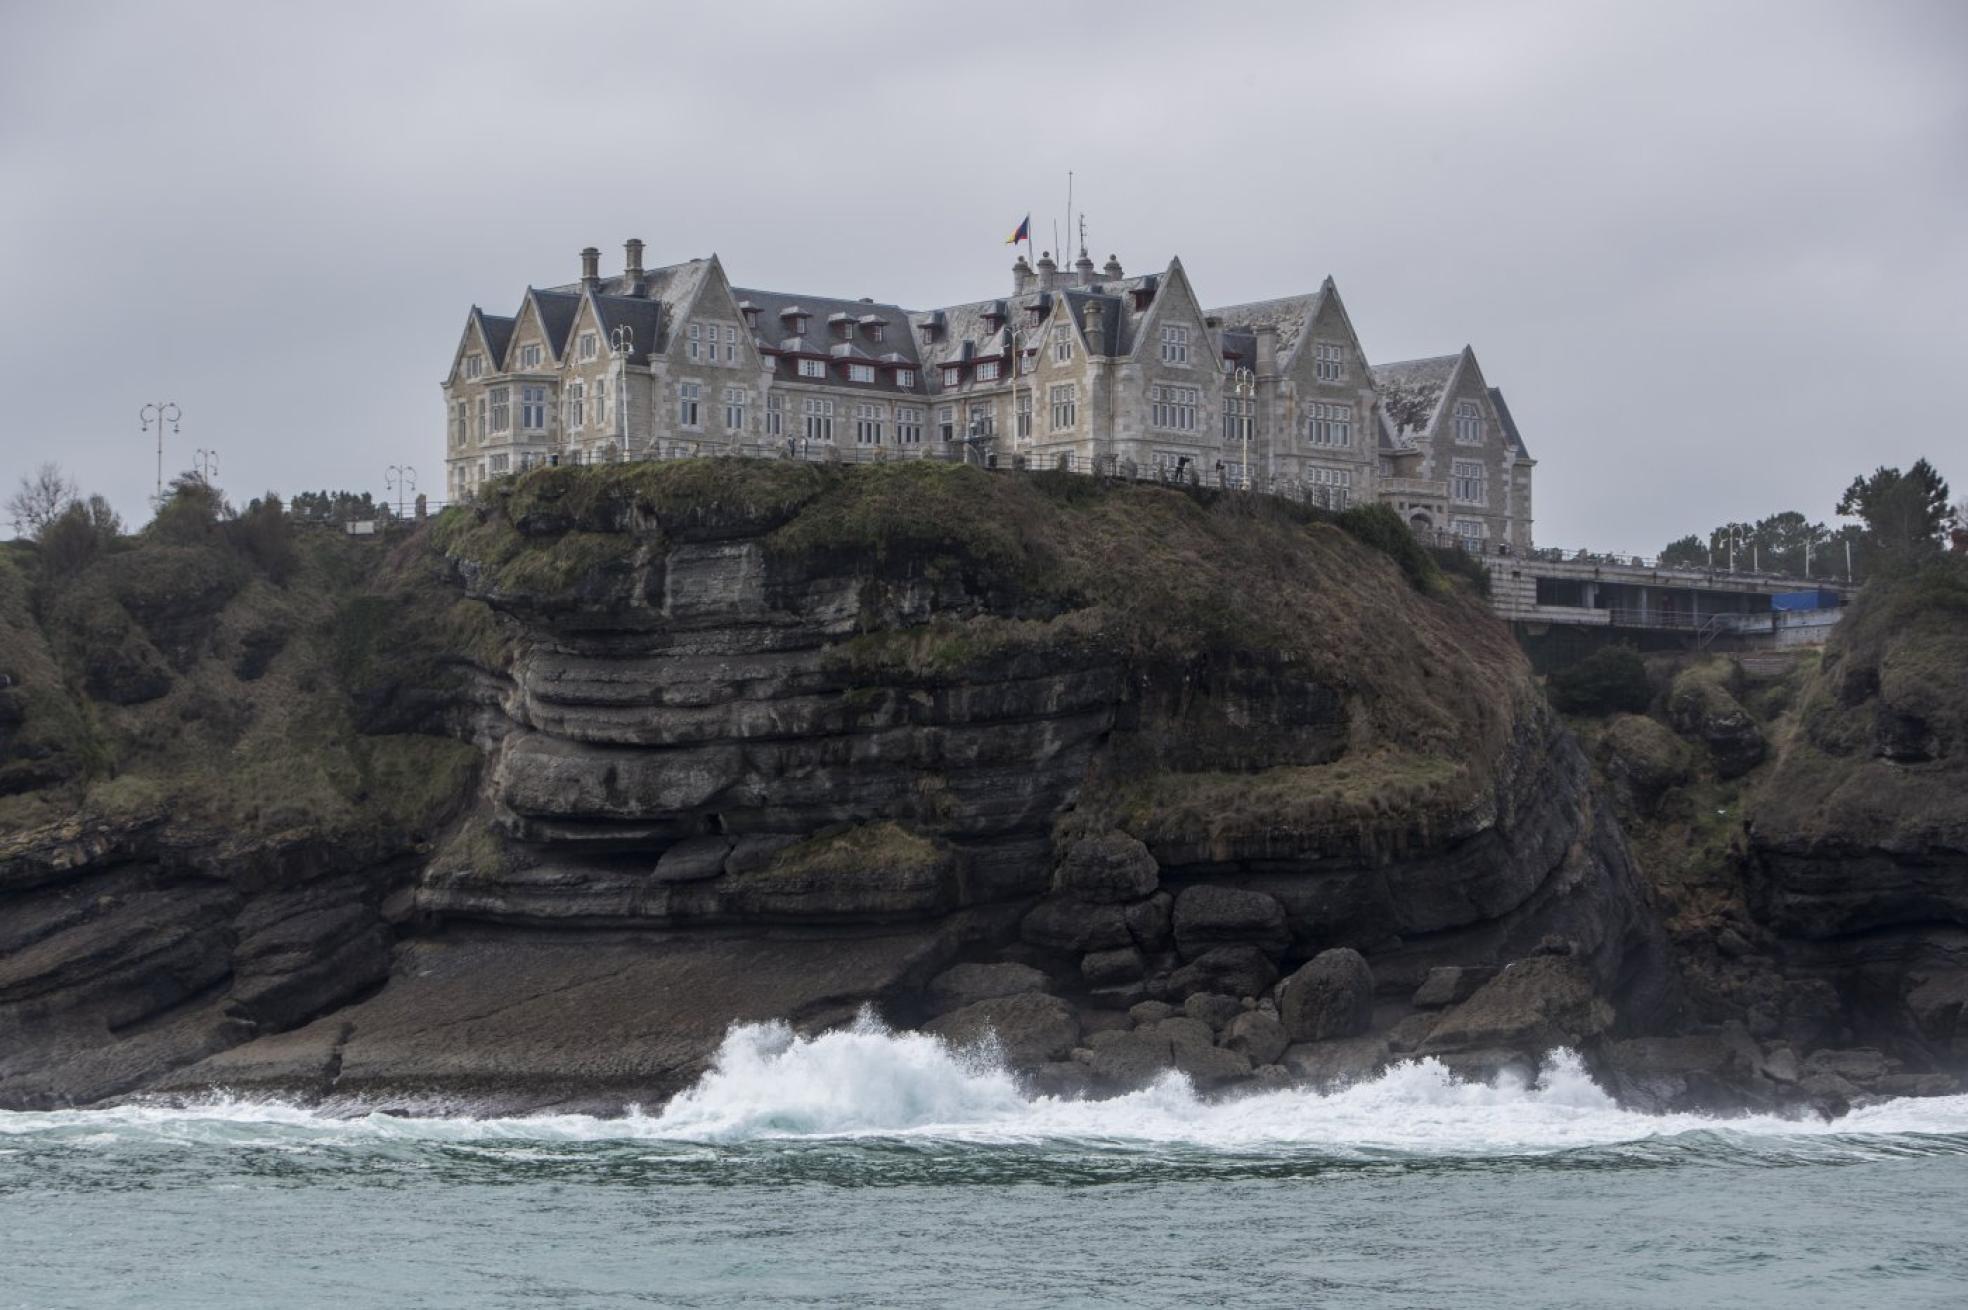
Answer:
[1772,589,1841,612]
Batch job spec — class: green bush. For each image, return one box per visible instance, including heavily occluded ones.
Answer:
[1548,644,1652,715]
[1337,502,1442,592]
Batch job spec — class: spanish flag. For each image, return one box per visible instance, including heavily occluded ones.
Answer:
[1006,214,1030,245]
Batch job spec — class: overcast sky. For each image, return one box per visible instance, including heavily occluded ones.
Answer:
[2,0,1963,549]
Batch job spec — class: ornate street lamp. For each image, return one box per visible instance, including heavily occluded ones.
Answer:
[139,402,181,497]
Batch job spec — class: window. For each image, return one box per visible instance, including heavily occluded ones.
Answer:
[854,402,884,445]
[797,358,826,379]
[594,380,608,428]
[803,397,834,442]
[450,401,465,448]
[1016,392,1032,440]
[1160,324,1190,365]
[1308,464,1353,507]
[896,368,916,388]
[724,386,746,431]
[1314,342,1344,382]
[1454,399,1483,444]
[723,325,737,364]
[975,360,1001,382]
[475,396,488,440]
[489,386,511,433]
[847,363,876,384]
[566,381,585,430]
[943,365,963,388]
[897,406,923,444]
[489,453,510,474]
[520,385,546,431]
[766,393,784,437]
[1451,459,1487,505]
[1151,449,1190,477]
[1306,402,1352,447]
[1151,384,1199,431]
[679,381,701,428]
[967,402,993,440]
[519,344,543,370]
[1452,517,1488,543]
[463,354,484,380]
[1223,396,1254,444]
[1018,351,1036,376]
[1049,384,1077,431]
[938,405,955,442]
[579,333,598,362]
[688,323,702,362]
[1053,333,1073,364]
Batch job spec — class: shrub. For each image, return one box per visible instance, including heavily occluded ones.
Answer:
[1337,502,1441,592]
[1548,644,1652,715]
[229,492,298,582]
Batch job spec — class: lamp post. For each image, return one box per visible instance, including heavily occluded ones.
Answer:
[385,464,417,520]
[1230,367,1255,490]
[610,325,634,460]
[139,402,181,497]
[194,448,218,480]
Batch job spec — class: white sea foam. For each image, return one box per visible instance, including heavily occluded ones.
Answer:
[4,1014,1967,1158]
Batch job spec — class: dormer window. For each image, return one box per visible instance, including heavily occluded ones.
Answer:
[975,360,1001,382]
[463,354,484,380]
[896,368,916,388]
[519,343,543,370]
[847,363,875,383]
[797,358,826,379]
[1159,325,1189,366]
[794,315,810,335]
[579,332,598,362]
[942,365,963,388]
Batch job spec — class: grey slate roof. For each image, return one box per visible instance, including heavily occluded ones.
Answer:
[1370,354,1461,437]
[473,309,515,365]
[733,284,922,395]
[1489,387,1531,459]
[527,290,582,360]
[1209,285,1329,365]
[592,293,663,364]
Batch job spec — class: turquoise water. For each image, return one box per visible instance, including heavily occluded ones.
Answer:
[6,1022,1967,1308]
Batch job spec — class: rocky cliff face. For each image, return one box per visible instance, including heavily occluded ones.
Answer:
[0,461,1722,1111]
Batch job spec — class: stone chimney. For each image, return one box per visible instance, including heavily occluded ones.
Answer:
[1035,251,1057,291]
[1082,298,1104,354]
[1254,322,1279,376]
[1074,249,1096,287]
[623,238,645,294]
[580,246,601,289]
[1103,254,1123,281]
[1012,255,1033,295]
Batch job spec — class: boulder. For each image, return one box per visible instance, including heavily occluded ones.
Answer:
[924,992,1081,1066]
[1412,965,1491,1009]
[1085,1029,1175,1088]
[1283,1036,1389,1088]
[1020,897,1132,953]
[1422,956,1613,1056]
[1222,1010,1288,1066]
[1667,671,1766,779]
[1168,946,1279,1001]
[1596,713,1691,814]
[1802,1047,1890,1084]
[1128,1000,1175,1026]
[1385,1012,1438,1054]
[1873,1072,1959,1097]
[1124,893,1173,953]
[651,836,732,884]
[1081,946,1147,986]
[1171,1041,1252,1089]
[1183,992,1244,1032]
[1172,885,1290,959]
[1054,832,1159,904]
[927,961,1049,1011]
[1278,949,1375,1043]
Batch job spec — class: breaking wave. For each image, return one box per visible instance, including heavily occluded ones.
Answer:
[5,1015,1968,1172]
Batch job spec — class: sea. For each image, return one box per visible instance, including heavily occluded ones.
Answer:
[4,1017,1966,1309]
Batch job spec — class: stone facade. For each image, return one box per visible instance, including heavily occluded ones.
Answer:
[442,241,1536,549]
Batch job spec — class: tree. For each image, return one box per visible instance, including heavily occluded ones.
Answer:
[36,496,123,575]
[1548,645,1652,716]
[1837,459,1952,568]
[147,470,231,544]
[290,489,386,522]
[230,492,298,582]
[6,462,79,539]
[1659,534,1707,568]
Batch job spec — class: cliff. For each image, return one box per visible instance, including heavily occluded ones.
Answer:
[0,460,1728,1111]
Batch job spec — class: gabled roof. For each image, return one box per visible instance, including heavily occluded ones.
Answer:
[591,293,663,364]
[543,258,711,356]
[1489,386,1532,459]
[472,308,514,365]
[1209,286,1328,364]
[1370,353,1461,438]
[524,288,582,360]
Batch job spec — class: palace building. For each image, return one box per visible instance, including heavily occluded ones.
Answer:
[442,241,1535,549]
